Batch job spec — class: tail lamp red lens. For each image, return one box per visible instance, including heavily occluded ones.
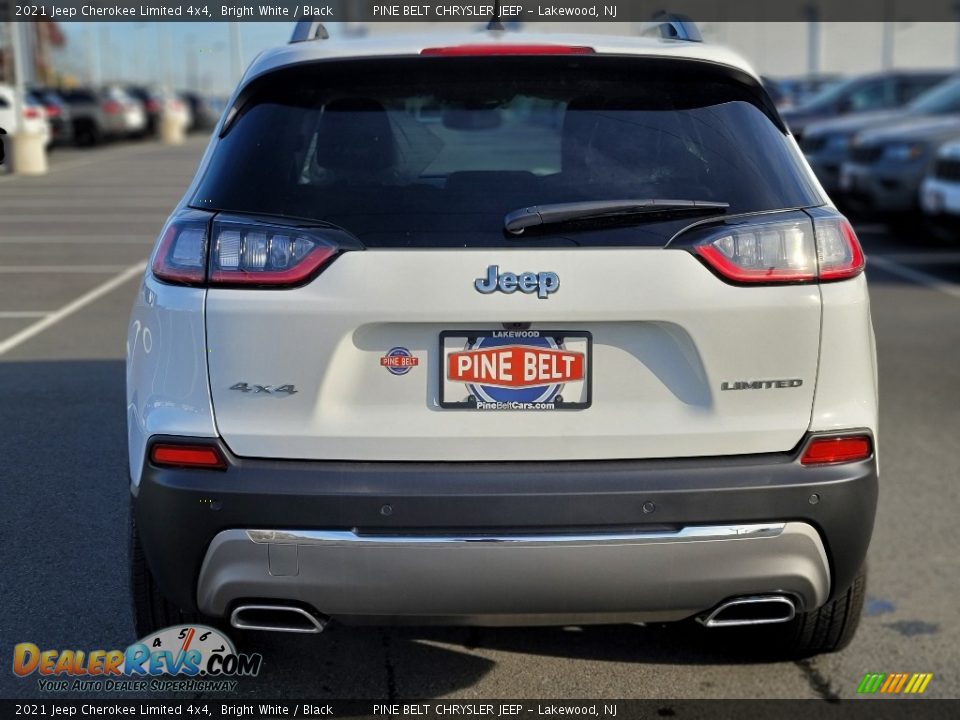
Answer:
[150,443,226,470]
[24,106,40,119]
[421,45,595,56]
[44,104,60,118]
[103,100,122,114]
[694,215,865,285]
[151,218,340,288]
[800,435,872,466]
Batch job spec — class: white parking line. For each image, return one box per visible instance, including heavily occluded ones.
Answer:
[0,261,146,357]
[869,255,960,301]
[0,265,134,273]
[0,311,49,319]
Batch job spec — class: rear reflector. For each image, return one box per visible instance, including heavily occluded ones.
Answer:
[150,444,226,470]
[800,435,872,466]
[421,45,595,56]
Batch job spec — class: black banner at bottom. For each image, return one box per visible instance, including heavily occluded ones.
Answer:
[1,700,958,720]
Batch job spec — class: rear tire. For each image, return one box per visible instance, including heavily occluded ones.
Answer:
[767,564,867,658]
[129,501,205,638]
[702,565,867,659]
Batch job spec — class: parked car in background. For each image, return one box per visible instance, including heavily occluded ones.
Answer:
[775,74,843,110]
[106,85,148,137]
[0,84,51,147]
[781,70,950,139]
[803,75,960,195]
[180,91,219,132]
[29,88,74,147]
[126,85,168,136]
[920,140,960,239]
[840,114,960,220]
[127,85,191,136]
[59,85,146,145]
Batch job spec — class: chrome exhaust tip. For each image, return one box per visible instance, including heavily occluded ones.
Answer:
[699,595,797,628]
[230,604,328,634]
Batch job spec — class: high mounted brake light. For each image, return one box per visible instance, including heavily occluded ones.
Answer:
[420,45,595,56]
[693,215,865,285]
[151,217,341,288]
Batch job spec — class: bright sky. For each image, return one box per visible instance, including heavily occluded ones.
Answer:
[55,22,291,97]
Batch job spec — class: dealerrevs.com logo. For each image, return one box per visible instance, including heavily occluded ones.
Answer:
[13,625,262,693]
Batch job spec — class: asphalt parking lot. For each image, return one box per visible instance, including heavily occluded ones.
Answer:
[0,137,958,701]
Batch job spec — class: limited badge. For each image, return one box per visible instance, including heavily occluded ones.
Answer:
[380,347,419,376]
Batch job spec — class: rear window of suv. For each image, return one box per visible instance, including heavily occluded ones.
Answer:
[193,56,823,247]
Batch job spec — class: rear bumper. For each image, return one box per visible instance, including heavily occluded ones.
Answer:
[132,436,877,622]
[197,523,829,624]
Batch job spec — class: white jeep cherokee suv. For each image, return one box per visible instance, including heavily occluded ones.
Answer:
[127,25,878,658]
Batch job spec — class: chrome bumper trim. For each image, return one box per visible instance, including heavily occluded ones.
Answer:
[245,523,786,548]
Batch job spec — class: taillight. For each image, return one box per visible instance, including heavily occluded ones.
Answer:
[45,105,60,118]
[692,214,865,285]
[800,435,872,466]
[24,106,40,119]
[815,217,866,280]
[151,216,341,288]
[150,443,226,470]
[151,219,209,285]
[103,100,122,114]
[421,44,595,56]
[209,220,338,286]
[145,99,162,113]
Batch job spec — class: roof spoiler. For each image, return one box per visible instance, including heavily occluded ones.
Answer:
[290,20,329,43]
[639,12,703,42]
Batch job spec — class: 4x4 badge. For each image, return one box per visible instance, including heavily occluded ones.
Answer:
[475,265,559,300]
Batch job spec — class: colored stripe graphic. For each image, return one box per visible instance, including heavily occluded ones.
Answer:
[914,674,933,694]
[858,672,933,694]
[857,673,885,693]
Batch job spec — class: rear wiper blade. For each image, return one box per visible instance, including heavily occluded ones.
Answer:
[504,199,729,235]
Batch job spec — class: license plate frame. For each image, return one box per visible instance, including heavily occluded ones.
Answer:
[438,330,592,411]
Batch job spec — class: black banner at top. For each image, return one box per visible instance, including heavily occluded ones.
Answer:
[5,0,960,22]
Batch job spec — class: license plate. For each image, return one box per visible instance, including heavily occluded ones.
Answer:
[439,330,592,411]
